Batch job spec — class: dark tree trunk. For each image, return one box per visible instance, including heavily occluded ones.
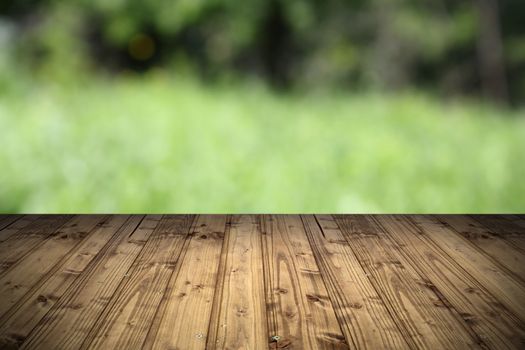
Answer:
[259,0,293,88]
[475,0,508,104]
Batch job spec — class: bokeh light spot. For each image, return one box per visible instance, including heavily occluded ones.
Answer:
[128,33,155,61]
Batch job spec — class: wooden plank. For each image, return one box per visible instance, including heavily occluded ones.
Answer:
[471,215,525,252]
[0,215,73,274]
[0,215,106,317]
[333,215,477,349]
[375,215,525,349]
[78,215,197,350]
[1,214,524,349]
[302,215,408,349]
[0,215,22,231]
[261,215,347,349]
[19,215,146,350]
[407,215,525,323]
[134,215,228,350]
[472,215,525,235]
[206,215,268,350]
[435,215,525,283]
[0,215,134,348]
[0,215,38,243]
[501,215,525,230]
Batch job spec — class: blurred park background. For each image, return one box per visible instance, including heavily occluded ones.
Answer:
[0,0,524,213]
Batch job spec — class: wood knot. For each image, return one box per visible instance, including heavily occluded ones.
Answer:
[164,261,177,269]
[420,280,436,289]
[489,301,506,310]
[322,332,347,344]
[486,310,499,318]
[460,312,476,324]
[389,260,403,267]
[67,302,83,310]
[5,332,26,345]
[1,262,14,269]
[306,294,322,303]
[36,295,48,304]
[271,338,292,348]
[349,302,362,309]
[432,300,446,308]
[284,310,296,318]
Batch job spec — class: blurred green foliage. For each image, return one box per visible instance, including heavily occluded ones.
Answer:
[1,75,524,212]
[0,1,524,212]
[1,0,525,100]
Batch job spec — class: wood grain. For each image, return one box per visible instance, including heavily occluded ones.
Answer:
[376,214,525,349]
[304,215,409,349]
[435,215,525,284]
[502,215,525,230]
[471,215,525,253]
[80,215,196,350]
[20,215,144,350]
[0,215,125,348]
[0,215,105,317]
[0,215,73,275]
[145,215,227,350]
[0,216,39,243]
[409,215,525,322]
[206,215,268,350]
[0,215,523,350]
[261,215,347,349]
[333,215,478,349]
[0,216,22,232]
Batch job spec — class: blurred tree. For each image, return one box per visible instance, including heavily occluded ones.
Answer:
[475,0,508,104]
[0,0,524,104]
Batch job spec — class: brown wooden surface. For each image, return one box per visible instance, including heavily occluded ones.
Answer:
[0,215,523,349]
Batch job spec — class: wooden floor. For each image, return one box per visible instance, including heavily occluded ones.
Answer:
[0,215,524,349]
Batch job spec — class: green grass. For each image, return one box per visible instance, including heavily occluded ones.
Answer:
[1,75,524,212]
